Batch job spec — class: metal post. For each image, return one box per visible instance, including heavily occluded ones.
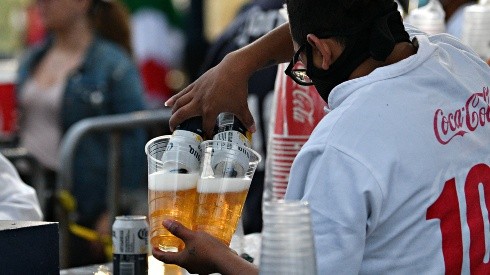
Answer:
[56,109,172,268]
[107,132,122,225]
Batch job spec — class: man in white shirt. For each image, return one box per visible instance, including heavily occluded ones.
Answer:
[152,0,490,274]
[0,153,43,220]
[284,23,490,274]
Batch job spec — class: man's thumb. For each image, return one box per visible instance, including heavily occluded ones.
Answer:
[238,109,256,133]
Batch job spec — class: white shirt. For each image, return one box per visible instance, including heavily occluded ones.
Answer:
[0,153,43,220]
[285,26,490,274]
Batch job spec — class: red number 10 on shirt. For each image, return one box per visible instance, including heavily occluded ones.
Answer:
[427,163,490,275]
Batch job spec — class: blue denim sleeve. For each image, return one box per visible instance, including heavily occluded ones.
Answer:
[109,58,148,191]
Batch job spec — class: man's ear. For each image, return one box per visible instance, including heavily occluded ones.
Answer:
[306,34,332,70]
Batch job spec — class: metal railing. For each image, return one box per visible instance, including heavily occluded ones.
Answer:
[57,109,172,268]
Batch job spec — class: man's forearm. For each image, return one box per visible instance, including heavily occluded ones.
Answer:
[228,22,294,75]
[215,252,259,275]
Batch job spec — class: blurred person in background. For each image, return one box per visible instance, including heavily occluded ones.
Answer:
[0,152,43,221]
[396,0,409,13]
[198,0,286,234]
[24,2,47,47]
[157,0,490,273]
[122,0,186,108]
[440,0,476,39]
[417,0,490,65]
[439,0,490,65]
[183,0,209,83]
[16,0,147,267]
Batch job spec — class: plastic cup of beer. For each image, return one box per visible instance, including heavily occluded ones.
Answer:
[193,140,261,245]
[145,135,201,252]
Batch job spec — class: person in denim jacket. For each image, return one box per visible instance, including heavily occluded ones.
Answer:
[16,0,146,267]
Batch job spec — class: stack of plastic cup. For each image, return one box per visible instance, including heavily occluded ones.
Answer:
[461,0,490,61]
[259,200,317,275]
[0,60,17,141]
[406,0,446,34]
[268,136,307,199]
[263,63,327,202]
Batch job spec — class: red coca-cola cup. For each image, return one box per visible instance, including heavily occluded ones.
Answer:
[264,63,327,201]
[273,64,327,137]
[0,66,17,141]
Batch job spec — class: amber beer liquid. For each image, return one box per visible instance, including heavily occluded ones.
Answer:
[194,111,261,245]
[193,177,252,245]
[211,113,252,177]
[146,118,203,252]
[148,172,198,251]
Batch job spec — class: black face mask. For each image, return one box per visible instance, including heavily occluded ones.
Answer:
[302,3,410,103]
[305,33,370,101]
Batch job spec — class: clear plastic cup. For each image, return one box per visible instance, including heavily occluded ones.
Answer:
[193,140,262,245]
[145,136,200,252]
[259,200,317,275]
[461,2,490,60]
[407,0,446,34]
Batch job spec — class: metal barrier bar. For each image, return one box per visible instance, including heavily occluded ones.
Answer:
[57,109,172,268]
[107,132,122,232]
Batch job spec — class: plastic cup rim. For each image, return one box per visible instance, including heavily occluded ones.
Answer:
[201,139,262,164]
[145,135,173,164]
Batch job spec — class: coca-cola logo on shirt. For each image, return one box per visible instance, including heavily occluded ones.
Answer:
[434,86,490,145]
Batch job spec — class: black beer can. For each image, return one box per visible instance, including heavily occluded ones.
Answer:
[211,113,252,177]
[161,116,204,174]
[112,215,149,275]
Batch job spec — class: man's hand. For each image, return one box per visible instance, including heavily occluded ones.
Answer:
[165,53,256,138]
[152,219,258,275]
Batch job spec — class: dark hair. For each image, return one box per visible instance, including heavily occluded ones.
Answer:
[286,0,394,46]
[89,0,132,55]
[440,0,475,21]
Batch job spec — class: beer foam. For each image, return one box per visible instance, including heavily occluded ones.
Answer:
[197,178,252,193]
[149,171,198,191]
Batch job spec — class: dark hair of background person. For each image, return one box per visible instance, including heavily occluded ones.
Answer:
[285,0,394,46]
[89,0,133,55]
[440,0,475,21]
[184,0,209,82]
[397,0,408,13]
